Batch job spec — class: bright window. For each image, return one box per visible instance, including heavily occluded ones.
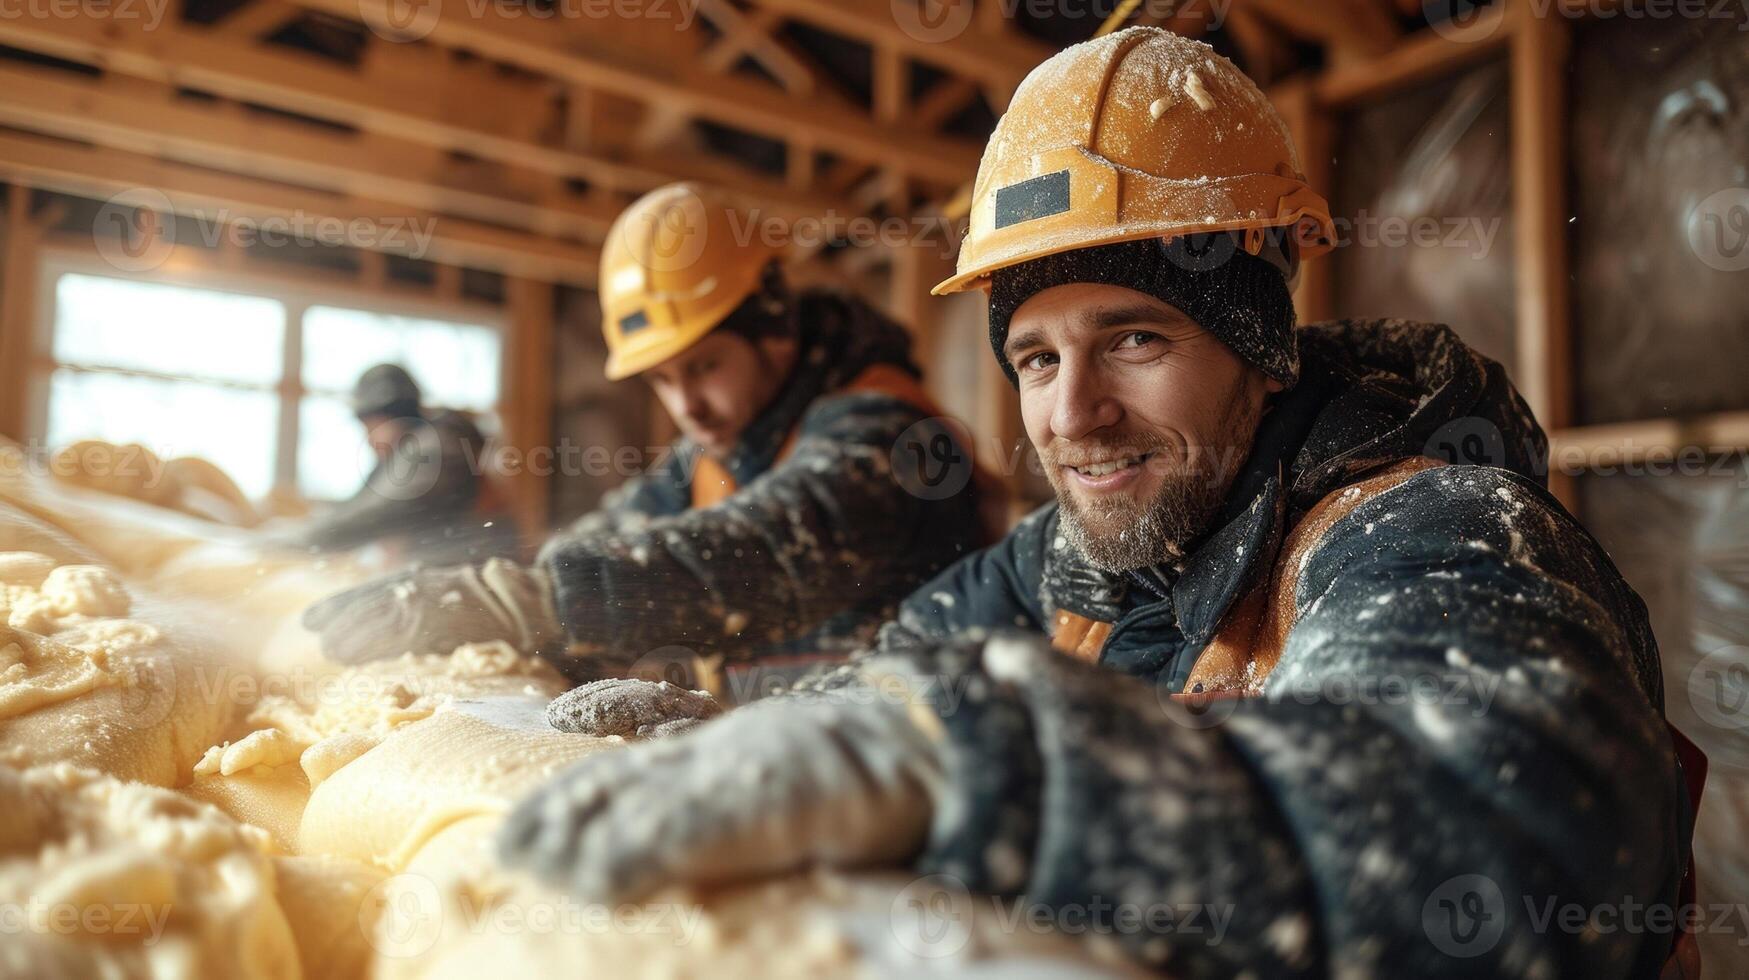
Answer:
[40,270,502,503]
[46,275,285,499]
[297,307,502,501]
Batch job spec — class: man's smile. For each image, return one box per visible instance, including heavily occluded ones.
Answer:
[1064,452,1156,490]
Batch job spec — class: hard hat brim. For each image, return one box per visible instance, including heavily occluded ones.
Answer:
[934,164,1337,296]
[601,290,742,381]
[933,214,1335,295]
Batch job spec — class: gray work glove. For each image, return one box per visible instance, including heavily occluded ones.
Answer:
[497,693,943,903]
[301,558,564,665]
[546,679,724,739]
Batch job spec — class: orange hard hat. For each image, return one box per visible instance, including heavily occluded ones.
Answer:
[935,27,1335,295]
[599,183,778,380]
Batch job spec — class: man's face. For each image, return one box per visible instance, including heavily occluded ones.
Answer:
[642,330,792,458]
[1004,282,1282,572]
[360,415,404,459]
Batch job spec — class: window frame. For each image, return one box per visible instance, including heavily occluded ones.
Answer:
[30,245,508,502]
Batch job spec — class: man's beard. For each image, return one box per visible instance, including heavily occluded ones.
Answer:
[1044,401,1263,573]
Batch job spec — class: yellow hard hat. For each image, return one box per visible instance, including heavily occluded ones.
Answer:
[934,27,1335,296]
[599,183,777,380]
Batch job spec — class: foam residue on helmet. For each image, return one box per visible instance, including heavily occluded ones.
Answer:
[1095,32,1292,169]
[1181,67,1215,111]
[935,25,1337,297]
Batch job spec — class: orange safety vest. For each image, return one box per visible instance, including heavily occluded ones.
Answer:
[686,363,1009,545]
[1049,455,1706,977]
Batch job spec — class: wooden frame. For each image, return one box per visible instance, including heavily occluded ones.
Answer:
[503,277,556,548]
[0,184,42,444]
[1508,3,1575,503]
[0,129,603,286]
[1261,0,1742,512]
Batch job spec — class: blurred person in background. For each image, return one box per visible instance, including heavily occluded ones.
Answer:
[301,183,1003,678]
[292,363,518,565]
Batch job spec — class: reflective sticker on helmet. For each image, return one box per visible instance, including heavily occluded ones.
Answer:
[994,170,1071,230]
[619,309,651,336]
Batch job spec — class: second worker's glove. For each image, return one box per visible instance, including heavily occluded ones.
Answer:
[301,558,565,665]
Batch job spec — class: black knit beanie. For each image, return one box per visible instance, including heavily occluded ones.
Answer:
[988,235,1299,388]
[714,260,797,342]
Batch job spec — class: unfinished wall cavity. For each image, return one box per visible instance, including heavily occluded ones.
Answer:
[1331,60,1516,375]
[1582,461,1749,978]
[1571,17,1749,425]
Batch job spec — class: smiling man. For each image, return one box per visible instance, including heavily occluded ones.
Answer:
[303,182,999,673]
[496,29,1698,979]
[1002,280,1280,575]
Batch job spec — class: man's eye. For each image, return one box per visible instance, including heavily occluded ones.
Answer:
[1020,351,1057,372]
[1119,331,1160,349]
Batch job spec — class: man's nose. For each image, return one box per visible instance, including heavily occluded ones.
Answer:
[678,385,711,424]
[1049,359,1122,442]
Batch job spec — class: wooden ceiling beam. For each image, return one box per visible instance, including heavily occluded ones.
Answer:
[1334,0,1409,60]
[214,0,300,38]
[561,86,596,151]
[694,0,865,131]
[786,139,816,191]
[1244,0,1400,63]
[820,68,979,206]
[975,0,1011,36]
[0,17,851,214]
[0,129,602,285]
[1132,2,1217,35]
[873,46,906,124]
[1314,2,1510,106]
[695,0,814,95]
[913,76,981,130]
[821,163,874,198]
[748,0,1051,87]
[698,5,783,69]
[1224,8,1292,86]
[852,169,905,211]
[0,63,619,241]
[290,0,982,184]
[634,104,699,154]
